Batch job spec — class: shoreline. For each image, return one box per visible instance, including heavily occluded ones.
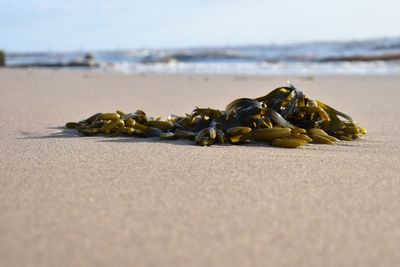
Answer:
[4,66,400,77]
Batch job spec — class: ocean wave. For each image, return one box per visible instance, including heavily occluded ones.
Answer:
[4,36,400,74]
[141,50,249,64]
[320,53,400,62]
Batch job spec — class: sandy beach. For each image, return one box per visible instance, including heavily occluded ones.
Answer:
[1,69,399,267]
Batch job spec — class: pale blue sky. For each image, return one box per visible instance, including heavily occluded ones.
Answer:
[1,0,399,51]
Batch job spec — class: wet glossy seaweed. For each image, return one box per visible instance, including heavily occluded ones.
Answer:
[65,82,366,148]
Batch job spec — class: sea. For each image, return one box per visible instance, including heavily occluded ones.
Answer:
[4,37,400,75]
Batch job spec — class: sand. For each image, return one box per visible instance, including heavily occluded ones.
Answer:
[0,69,399,267]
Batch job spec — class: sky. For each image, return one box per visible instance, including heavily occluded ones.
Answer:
[1,0,400,52]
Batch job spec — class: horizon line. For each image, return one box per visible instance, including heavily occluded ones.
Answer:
[3,35,400,54]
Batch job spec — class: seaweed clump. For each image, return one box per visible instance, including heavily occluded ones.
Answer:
[0,50,5,67]
[65,82,366,148]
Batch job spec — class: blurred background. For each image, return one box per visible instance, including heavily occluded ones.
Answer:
[1,0,400,74]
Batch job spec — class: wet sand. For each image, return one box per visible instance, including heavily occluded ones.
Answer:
[1,69,399,267]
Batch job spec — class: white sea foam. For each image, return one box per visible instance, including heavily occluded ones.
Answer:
[102,61,400,75]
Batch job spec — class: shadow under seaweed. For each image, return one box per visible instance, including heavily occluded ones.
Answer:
[22,126,365,150]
